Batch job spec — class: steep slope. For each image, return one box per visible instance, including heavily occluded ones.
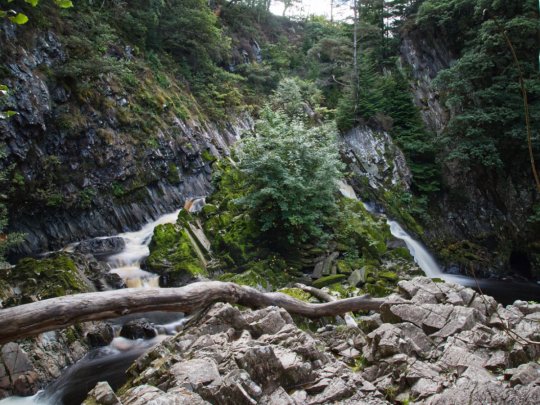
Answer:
[0,2,295,257]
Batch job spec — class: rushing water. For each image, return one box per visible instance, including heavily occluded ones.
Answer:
[0,336,168,405]
[106,209,181,288]
[383,208,540,304]
[386,220,443,278]
[0,209,190,405]
[3,190,540,404]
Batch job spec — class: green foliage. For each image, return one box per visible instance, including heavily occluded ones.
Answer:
[238,101,343,246]
[332,198,389,259]
[418,0,540,171]
[159,0,227,70]
[0,146,23,265]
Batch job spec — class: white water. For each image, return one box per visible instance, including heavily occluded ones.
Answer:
[107,210,181,287]
[357,193,444,279]
[386,220,444,278]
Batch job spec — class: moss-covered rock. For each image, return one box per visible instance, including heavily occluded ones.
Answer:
[278,287,312,302]
[217,255,297,291]
[313,274,347,288]
[146,223,207,286]
[2,253,93,306]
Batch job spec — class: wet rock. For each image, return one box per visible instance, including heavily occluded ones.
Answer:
[86,323,114,347]
[75,237,126,257]
[120,319,157,340]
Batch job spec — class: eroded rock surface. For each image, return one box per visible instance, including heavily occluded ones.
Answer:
[84,278,540,405]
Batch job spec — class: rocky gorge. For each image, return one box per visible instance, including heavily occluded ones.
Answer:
[0,1,539,404]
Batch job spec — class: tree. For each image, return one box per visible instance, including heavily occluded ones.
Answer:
[158,0,227,70]
[237,79,343,246]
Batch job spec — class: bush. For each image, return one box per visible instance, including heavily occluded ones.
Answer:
[237,104,343,246]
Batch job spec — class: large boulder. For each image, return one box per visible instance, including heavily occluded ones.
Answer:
[75,237,126,257]
[119,319,157,340]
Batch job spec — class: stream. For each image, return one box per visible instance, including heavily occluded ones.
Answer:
[0,210,186,405]
[2,191,540,404]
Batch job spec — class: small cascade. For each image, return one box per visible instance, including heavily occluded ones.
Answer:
[107,210,181,287]
[386,220,443,278]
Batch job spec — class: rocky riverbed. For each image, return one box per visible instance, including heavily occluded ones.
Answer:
[79,277,540,404]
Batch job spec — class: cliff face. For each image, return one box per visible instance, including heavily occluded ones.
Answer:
[0,23,251,257]
[400,27,539,276]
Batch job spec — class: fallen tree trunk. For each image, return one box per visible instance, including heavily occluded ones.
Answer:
[0,281,386,345]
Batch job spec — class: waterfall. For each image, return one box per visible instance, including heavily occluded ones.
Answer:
[106,210,181,287]
[386,220,443,278]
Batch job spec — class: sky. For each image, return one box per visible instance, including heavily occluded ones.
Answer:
[270,0,353,20]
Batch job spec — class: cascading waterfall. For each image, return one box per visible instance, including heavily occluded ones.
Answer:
[0,210,187,405]
[338,180,444,279]
[106,209,181,288]
[386,220,443,278]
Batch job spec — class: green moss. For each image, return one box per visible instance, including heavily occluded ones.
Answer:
[389,247,412,260]
[363,281,394,297]
[5,254,91,304]
[278,287,311,302]
[328,283,351,298]
[333,198,389,261]
[166,163,181,185]
[200,203,218,218]
[146,223,207,285]
[201,149,216,163]
[313,274,346,288]
[378,271,398,282]
[336,260,353,274]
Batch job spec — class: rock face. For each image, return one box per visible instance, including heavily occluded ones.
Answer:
[75,237,126,258]
[85,278,540,404]
[0,322,103,399]
[400,28,538,276]
[111,304,386,405]
[0,23,251,257]
[341,125,412,191]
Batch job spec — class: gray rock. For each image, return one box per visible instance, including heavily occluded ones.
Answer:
[75,237,126,257]
[505,362,540,387]
[348,268,367,287]
[83,381,120,405]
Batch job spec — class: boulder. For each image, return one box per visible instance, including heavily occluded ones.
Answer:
[85,323,114,347]
[348,268,367,287]
[120,319,157,340]
[83,381,121,405]
[75,237,126,257]
[505,362,540,387]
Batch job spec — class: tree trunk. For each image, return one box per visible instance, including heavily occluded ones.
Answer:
[0,281,386,345]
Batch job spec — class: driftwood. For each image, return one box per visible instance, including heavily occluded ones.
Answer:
[0,281,386,345]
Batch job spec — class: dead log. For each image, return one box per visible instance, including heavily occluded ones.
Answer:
[0,281,386,345]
